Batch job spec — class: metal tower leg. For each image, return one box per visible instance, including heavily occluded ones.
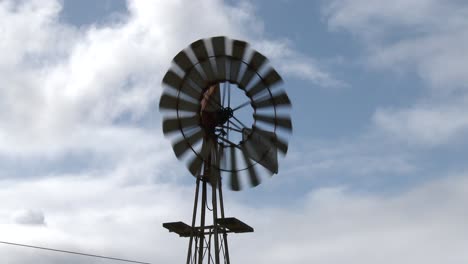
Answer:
[186,177,201,264]
[218,177,230,264]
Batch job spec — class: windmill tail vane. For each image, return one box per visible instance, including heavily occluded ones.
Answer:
[160,36,292,263]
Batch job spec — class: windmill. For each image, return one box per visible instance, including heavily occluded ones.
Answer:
[160,36,292,264]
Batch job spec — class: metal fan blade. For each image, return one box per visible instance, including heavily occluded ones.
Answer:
[241,148,260,187]
[229,40,248,83]
[238,68,255,90]
[238,52,266,89]
[253,92,291,109]
[187,68,207,91]
[190,39,215,81]
[246,69,282,98]
[214,57,227,82]
[231,40,247,59]
[253,113,292,131]
[242,128,278,174]
[229,146,240,191]
[163,70,201,101]
[162,115,200,135]
[251,125,288,154]
[188,138,213,176]
[172,129,204,158]
[249,51,267,71]
[159,93,200,112]
[188,155,203,176]
[162,70,182,90]
[229,59,242,84]
[173,50,193,72]
[211,36,226,56]
[190,39,209,60]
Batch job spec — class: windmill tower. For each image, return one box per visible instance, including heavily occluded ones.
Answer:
[160,36,292,264]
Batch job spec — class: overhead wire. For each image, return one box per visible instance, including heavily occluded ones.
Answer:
[0,240,152,264]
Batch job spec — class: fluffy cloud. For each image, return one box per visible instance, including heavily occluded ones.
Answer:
[1,167,468,263]
[324,0,468,145]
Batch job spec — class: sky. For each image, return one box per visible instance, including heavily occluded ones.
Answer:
[0,0,467,263]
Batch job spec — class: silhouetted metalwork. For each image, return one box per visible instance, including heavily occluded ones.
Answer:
[160,36,292,264]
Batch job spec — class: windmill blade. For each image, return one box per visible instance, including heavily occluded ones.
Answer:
[188,138,213,176]
[213,57,227,82]
[252,92,291,109]
[163,70,202,101]
[162,115,200,135]
[162,70,183,90]
[242,128,278,174]
[246,69,282,98]
[229,146,240,191]
[238,51,267,89]
[190,39,215,82]
[253,113,292,131]
[240,147,260,187]
[211,37,227,81]
[252,125,289,154]
[211,36,227,56]
[229,40,248,83]
[159,93,200,112]
[172,129,204,158]
[173,50,193,73]
[187,68,208,91]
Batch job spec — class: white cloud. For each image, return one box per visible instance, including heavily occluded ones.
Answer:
[373,100,468,145]
[1,167,468,263]
[324,0,468,145]
[12,209,46,225]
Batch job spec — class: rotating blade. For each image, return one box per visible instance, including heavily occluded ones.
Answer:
[231,40,247,59]
[172,129,204,158]
[253,92,291,109]
[241,147,260,187]
[253,113,292,131]
[229,146,240,191]
[229,40,248,83]
[246,69,282,98]
[211,37,227,81]
[214,57,227,82]
[242,128,278,174]
[211,36,227,56]
[188,138,213,176]
[253,125,288,154]
[249,51,267,71]
[162,70,182,90]
[163,70,201,101]
[173,50,193,73]
[162,115,200,135]
[190,39,215,81]
[159,93,200,112]
[187,68,207,91]
[239,51,267,89]
[190,39,209,60]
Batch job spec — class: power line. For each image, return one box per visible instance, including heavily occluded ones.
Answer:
[0,240,152,264]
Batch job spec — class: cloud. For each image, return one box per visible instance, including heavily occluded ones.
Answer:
[323,0,468,145]
[373,100,468,146]
[12,209,46,225]
[1,167,467,263]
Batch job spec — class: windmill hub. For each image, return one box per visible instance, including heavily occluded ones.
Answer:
[216,107,233,125]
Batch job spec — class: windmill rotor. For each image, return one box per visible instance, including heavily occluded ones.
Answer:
[160,36,292,191]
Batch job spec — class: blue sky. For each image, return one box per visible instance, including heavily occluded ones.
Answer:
[0,0,467,263]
